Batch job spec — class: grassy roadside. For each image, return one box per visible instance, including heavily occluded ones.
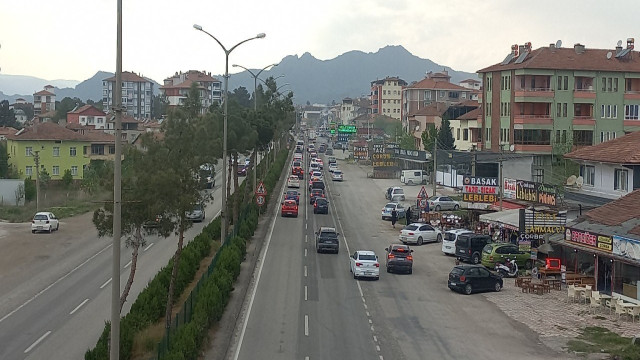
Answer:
[0,190,108,222]
[567,327,640,359]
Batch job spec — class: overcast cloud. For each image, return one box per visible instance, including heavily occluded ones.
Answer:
[1,0,638,82]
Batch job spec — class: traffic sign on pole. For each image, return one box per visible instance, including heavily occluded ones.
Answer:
[255,181,267,195]
[419,199,427,209]
[256,195,265,206]
[417,186,428,199]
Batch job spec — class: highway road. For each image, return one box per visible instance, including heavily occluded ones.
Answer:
[230,138,562,360]
[0,155,257,360]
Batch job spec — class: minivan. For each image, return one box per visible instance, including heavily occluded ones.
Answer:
[455,234,492,264]
[401,169,429,185]
[442,229,473,255]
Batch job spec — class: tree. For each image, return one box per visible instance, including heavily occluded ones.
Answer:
[0,100,18,128]
[55,97,85,123]
[62,169,73,189]
[421,124,438,152]
[11,102,33,123]
[151,94,168,119]
[230,86,252,108]
[437,118,456,150]
[183,82,202,117]
[39,168,51,190]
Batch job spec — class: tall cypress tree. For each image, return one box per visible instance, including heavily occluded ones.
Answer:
[438,117,456,150]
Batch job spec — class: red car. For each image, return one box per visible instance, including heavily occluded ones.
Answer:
[281,199,299,217]
[292,166,304,179]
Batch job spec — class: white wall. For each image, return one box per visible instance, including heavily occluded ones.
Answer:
[578,162,634,199]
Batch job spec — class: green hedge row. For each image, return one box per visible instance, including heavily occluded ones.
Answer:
[84,217,221,360]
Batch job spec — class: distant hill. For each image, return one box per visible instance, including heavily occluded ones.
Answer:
[0,45,478,105]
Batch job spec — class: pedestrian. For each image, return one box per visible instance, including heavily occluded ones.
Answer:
[405,206,412,225]
[391,208,398,229]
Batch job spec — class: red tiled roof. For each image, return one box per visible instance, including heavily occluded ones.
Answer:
[68,105,106,116]
[34,90,55,96]
[564,130,640,164]
[406,78,468,91]
[584,189,640,235]
[478,45,640,73]
[107,114,139,124]
[457,107,482,120]
[104,71,149,82]
[457,100,480,107]
[460,79,481,84]
[6,122,113,142]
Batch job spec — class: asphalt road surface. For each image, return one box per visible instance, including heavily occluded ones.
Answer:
[0,156,256,360]
[230,138,562,360]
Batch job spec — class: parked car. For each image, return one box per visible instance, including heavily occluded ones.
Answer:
[442,229,473,255]
[385,186,405,201]
[399,223,442,245]
[310,189,325,204]
[448,264,503,295]
[313,197,329,214]
[381,202,406,220]
[280,199,299,217]
[185,203,205,222]
[284,190,301,204]
[315,226,339,253]
[384,244,413,274]
[331,170,344,181]
[31,212,59,233]
[287,175,300,188]
[481,243,534,270]
[237,164,247,177]
[349,250,380,280]
[428,196,460,211]
[455,234,492,264]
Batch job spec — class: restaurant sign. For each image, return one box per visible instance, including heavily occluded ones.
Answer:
[516,180,558,206]
[462,176,498,203]
[613,235,640,261]
[393,148,429,161]
[503,178,516,199]
[353,146,369,160]
[524,209,566,235]
[565,228,613,253]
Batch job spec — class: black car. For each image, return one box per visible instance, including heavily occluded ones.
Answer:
[309,189,325,204]
[384,244,413,274]
[448,265,503,295]
[315,227,339,253]
[237,164,247,177]
[455,234,492,264]
[313,197,329,214]
[284,190,300,204]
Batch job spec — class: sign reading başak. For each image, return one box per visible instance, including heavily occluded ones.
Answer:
[462,176,498,203]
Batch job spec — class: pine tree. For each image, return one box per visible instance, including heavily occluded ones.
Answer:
[437,118,456,150]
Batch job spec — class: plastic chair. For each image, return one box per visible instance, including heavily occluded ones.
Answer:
[589,292,602,314]
[581,286,592,304]
[615,301,628,320]
[567,285,578,303]
[627,306,640,323]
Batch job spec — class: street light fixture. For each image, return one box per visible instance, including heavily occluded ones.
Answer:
[193,24,265,240]
[232,63,278,110]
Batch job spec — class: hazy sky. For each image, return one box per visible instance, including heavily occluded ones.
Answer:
[1,0,638,83]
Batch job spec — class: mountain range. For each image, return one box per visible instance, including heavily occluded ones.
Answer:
[0,45,477,105]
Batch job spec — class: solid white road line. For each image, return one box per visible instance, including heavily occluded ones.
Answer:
[304,315,309,336]
[0,243,112,324]
[69,298,90,315]
[143,242,154,251]
[124,260,132,269]
[99,277,112,289]
[24,330,51,353]
[232,165,288,360]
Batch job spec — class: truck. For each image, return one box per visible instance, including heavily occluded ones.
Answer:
[308,129,316,142]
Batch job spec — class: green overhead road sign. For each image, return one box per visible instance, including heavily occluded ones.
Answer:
[338,125,356,133]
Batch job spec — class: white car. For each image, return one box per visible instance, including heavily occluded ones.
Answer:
[349,250,380,280]
[287,175,300,188]
[328,163,338,172]
[31,212,59,233]
[399,223,442,246]
[311,171,323,181]
[442,229,473,255]
[331,170,343,181]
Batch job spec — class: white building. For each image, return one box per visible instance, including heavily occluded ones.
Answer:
[103,71,154,119]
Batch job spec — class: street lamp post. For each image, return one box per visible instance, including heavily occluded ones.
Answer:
[193,24,265,241]
[232,63,278,110]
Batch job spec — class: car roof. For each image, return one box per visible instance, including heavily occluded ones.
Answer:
[284,199,296,204]
[385,202,399,207]
[408,223,427,226]
[34,212,51,216]
[446,228,473,234]
[356,250,376,256]
[319,226,336,232]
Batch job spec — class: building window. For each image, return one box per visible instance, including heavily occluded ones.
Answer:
[533,168,544,183]
[614,169,628,191]
[573,130,593,146]
[26,166,33,176]
[52,166,60,176]
[70,147,77,157]
[71,166,78,176]
[580,165,595,186]
[457,128,460,140]
[614,78,618,92]
[563,103,567,117]
[514,129,551,145]
[625,104,639,120]
[463,129,469,141]
[26,147,33,156]
[53,147,60,157]
[612,105,617,118]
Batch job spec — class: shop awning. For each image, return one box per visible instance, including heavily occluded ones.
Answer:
[479,208,522,231]
[548,234,640,267]
[490,200,526,210]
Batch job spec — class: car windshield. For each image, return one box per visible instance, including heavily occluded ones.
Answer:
[450,267,465,276]
[312,190,323,195]
[334,171,342,175]
[483,244,494,254]
[286,191,297,196]
[316,198,327,204]
[192,204,203,211]
[395,189,404,194]
[359,254,376,261]
[321,231,337,239]
[444,233,457,241]
[284,201,296,206]
[313,172,322,177]
[34,214,48,220]
[404,225,419,230]
[384,203,396,209]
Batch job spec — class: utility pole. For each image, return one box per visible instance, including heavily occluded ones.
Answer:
[471,145,477,176]
[34,150,40,211]
[432,139,437,197]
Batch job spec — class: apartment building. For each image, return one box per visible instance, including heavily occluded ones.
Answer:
[33,85,56,116]
[401,71,474,130]
[477,40,640,156]
[160,70,222,114]
[370,77,407,120]
[103,71,154,119]
[66,105,108,129]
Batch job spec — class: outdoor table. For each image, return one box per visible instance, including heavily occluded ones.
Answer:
[515,277,532,287]
[538,268,561,279]
[529,282,550,295]
[544,278,562,291]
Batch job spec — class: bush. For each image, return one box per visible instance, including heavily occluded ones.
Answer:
[24,177,36,202]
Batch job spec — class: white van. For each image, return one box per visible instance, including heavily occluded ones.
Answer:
[401,169,429,185]
[442,229,473,255]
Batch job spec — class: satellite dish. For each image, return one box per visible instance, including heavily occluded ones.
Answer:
[509,144,515,152]
[566,175,577,186]
[556,40,562,48]
[607,51,613,59]
[414,125,420,132]
[576,176,584,188]
[617,40,623,47]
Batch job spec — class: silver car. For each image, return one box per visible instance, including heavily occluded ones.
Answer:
[186,203,205,222]
[381,202,406,220]
[428,196,460,211]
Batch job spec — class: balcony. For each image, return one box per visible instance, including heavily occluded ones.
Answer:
[514,114,553,125]
[624,91,640,100]
[513,144,552,153]
[572,116,596,126]
[514,88,554,101]
[573,89,596,100]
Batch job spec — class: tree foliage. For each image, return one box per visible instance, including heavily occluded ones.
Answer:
[437,118,456,150]
[0,100,19,128]
[421,124,438,152]
[55,97,85,122]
